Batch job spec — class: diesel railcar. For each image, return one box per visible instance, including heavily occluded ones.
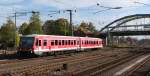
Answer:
[17,35,103,56]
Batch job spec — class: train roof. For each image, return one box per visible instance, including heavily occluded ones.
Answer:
[21,34,101,39]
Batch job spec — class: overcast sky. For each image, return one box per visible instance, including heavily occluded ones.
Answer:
[0,0,150,30]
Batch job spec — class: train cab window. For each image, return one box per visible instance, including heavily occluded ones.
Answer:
[51,40,54,46]
[55,40,58,45]
[43,40,47,46]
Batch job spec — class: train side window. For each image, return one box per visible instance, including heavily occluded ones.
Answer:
[68,40,70,45]
[59,40,61,45]
[51,40,54,46]
[77,41,79,45]
[55,40,58,45]
[86,40,88,44]
[43,40,47,46]
[82,41,84,44]
[72,40,74,45]
[62,40,65,45]
[74,40,76,45]
[65,40,67,45]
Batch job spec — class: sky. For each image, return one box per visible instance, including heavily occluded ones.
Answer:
[0,0,150,30]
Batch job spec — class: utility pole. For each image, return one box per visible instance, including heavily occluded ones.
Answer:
[14,12,17,29]
[66,10,73,36]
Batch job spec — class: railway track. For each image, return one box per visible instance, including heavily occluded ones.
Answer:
[123,55,150,76]
[0,49,131,76]
[72,53,145,76]
[0,48,146,76]
[0,50,104,75]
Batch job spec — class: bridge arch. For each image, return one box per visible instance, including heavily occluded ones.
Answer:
[100,14,150,33]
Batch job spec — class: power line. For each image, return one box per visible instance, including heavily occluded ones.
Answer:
[94,3,122,14]
[48,10,60,17]
[134,1,150,7]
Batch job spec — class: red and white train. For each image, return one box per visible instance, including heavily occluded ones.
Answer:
[17,35,103,56]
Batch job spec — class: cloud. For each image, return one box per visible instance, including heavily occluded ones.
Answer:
[0,0,24,5]
[33,0,150,9]
[33,0,100,9]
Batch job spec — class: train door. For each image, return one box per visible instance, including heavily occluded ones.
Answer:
[35,39,42,52]
[43,40,47,51]
[77,38,81,51]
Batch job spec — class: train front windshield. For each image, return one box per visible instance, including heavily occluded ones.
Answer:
[19,37,34,48]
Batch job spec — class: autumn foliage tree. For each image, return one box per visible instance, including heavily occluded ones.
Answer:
[74,22,98,37]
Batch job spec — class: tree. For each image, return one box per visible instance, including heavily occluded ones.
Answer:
[74,22,98,37]
[19,22,28,35]
[24,12,42,35]
[88,22,96,33]
[55,18,70,35]
[15,31,20,47]
[0,18,16,48]
[43,18,70,35]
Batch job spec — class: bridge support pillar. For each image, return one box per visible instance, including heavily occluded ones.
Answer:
[106,32,113,47]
